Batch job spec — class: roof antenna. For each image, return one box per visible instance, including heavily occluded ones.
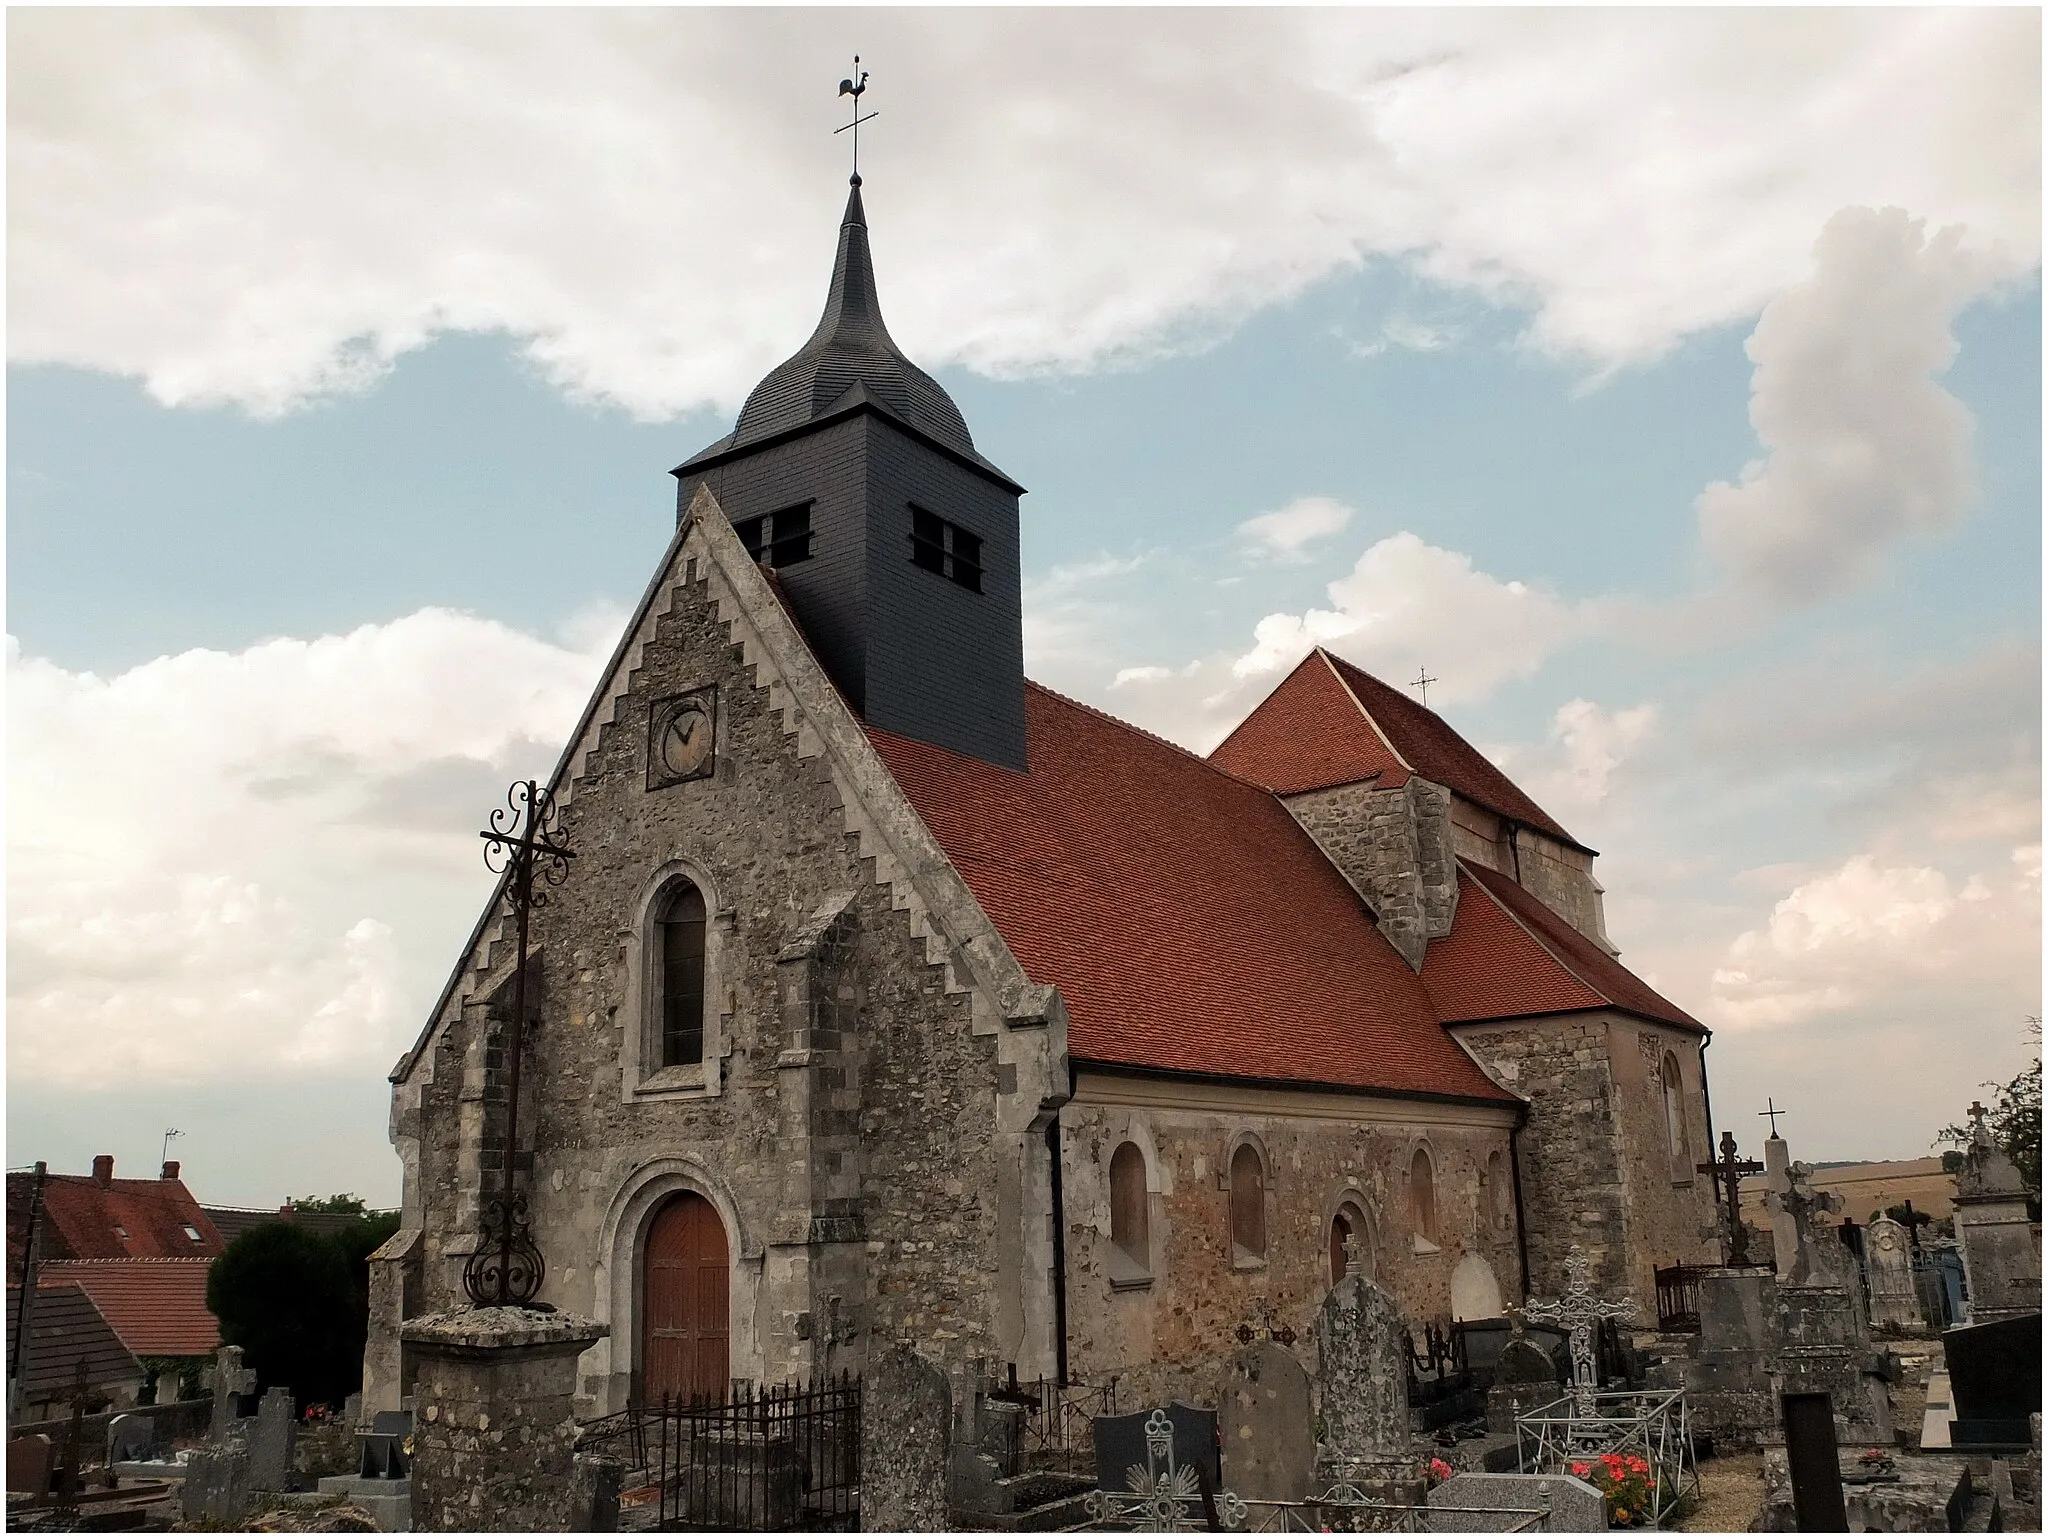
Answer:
[1410,666,1437,708]
[836,56,876,185]
[162,1127,183,1168]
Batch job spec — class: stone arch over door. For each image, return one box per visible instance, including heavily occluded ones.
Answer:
[593,1158,758,1413]
[642,1191,730,1402]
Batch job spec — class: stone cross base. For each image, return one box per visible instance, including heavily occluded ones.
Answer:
[401,1307,607,1533]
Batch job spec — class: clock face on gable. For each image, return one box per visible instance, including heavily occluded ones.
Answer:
[648,689,718,790]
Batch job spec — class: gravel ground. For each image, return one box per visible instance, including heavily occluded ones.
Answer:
[1679,1451,1764,1532]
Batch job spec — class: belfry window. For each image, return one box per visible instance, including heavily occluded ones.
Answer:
[909,507,983,593]
[658,883,708,1068]
[1229,1143,1267,1264]
[733,503,813,569]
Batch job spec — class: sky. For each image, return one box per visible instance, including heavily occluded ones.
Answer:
[7,9,2040,1209]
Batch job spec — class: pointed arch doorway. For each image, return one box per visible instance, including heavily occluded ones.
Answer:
[641,1191,730,1403]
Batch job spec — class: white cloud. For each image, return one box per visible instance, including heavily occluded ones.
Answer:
[6,611,613,1090]
[1106,531,1593,750]
[1697,207,1986,598]
[1237,496,1354,562]
[1233,533,1590,700]
[1490,700,1659,822]
[8,10,2037,417]
[1709,846,2041,1032]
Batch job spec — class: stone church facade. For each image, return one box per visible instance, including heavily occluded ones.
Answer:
[363,178,1720,1422]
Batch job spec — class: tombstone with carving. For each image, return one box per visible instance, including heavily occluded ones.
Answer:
[1521,1245,1634,1418]
[1863,1217,1921,1330]
[1314,1271,1413,1482]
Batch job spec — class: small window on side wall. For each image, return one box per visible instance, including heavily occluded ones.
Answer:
[658,882,707,1069]
[1108,1141,1151,1284]
[1229,1143,1267,1264]
[1409,1148,1439,1252]
[1662,1051,1690,1179]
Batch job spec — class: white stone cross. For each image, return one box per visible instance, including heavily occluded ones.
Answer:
[1521,1245,1634,1418]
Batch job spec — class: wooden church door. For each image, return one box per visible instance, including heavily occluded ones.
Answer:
[641,1192,729,1403]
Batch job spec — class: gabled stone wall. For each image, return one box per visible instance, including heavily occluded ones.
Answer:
[1281,778,1457,970]
[383,497,1067,1417]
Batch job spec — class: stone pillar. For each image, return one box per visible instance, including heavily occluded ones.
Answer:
[1762,1135,1798,1280]
[1954,1120,2042,1324]
[402,1306,606,1533]
[361,1228,424,1427]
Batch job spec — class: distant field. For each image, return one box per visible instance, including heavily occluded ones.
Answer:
[1738,1156,1958,1224]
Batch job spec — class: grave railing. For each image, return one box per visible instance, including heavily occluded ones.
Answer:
[1514,1387,1698,1531]
[1230,1498,1548,1532]
[993,1373,1116,1473]
[1653,1264,1713,1333]
[647,1371,860,1532]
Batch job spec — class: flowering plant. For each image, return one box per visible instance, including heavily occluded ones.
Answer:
[1569,1452,1653,1527]
[1425,1457,1454,1489]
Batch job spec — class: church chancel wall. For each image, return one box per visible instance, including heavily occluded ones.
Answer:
[1059,1075,1521,1406]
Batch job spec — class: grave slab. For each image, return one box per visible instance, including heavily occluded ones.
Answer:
[1427,1470,1603,1532]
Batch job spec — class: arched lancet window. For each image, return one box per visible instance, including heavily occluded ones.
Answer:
[1330,1201,1373,1286]
[1486,1150,1513,1230]
[658,882,707,1068]
[1409,1148,1438,1247]
[1109,1142,1150,1276]
[1662,1051,1688,1172]
[1229,1143,1267,1263]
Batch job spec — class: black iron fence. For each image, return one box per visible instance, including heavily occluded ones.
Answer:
[1654,1264,1713,1333]
[647,1373,860,1532]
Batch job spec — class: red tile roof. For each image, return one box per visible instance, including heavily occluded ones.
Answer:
[1425,862,1700,1031]
[1211,650,1587,851]
[36,1258,221,1358]
[868,683,1516,1103]
[7,1167,225,1277]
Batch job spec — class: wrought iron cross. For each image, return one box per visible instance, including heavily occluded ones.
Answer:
[1521,1245,1634,1418]
[1698,1130,1765,1266]
[1759,1098,1789,1138]
[464,779,575,1308]
[1410,666,1438,707]
[835,56,877,183]
[1897,1198,1928,1255]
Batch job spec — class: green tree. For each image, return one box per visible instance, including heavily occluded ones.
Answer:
[288,1193,370,1215]
[1938,1017,2042,1191]
[206,1223,361,1407]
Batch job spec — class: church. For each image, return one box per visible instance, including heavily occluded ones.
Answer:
[362,173,1721,1421]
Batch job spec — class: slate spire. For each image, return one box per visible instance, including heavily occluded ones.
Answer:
[720,177,981,463]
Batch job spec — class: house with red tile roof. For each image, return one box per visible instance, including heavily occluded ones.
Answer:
[371,174,1720,1431]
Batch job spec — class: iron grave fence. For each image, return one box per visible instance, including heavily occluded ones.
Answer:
[577,1373,859,1531]
[989,1372,1118,1473]
[1653,1264,1713,1333]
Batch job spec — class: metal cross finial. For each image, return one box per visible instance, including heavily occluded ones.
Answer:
[1411,666,1438,707]
[1759,1097,1788,1138]
[835,56,877,184]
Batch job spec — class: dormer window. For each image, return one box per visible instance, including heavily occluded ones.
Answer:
[183,1224,203,1242]
[734,503,813,569]
[909,507,982,593]
[112,1225,128,1240]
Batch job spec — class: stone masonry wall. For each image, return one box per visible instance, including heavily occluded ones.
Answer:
[1450,1013,1716,1306]
[1447,802,1610,951]
[388,507,1064,1416]
[1282,779,1457,970]
[1059,1086,1520,1407]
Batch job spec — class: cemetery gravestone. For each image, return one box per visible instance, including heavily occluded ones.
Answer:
[181,1442,255,1525]
[1314,1274,1411,1476]
[1944,1313,2041,1449]
[105,1412,155,1465]
[1485,1330,1559,1435]
[209,1344,257,1442]
[861,1343,951,1531]
[1864,1217,1921,1330]
[1781,1391,1849,1533]
[1428,1471,1604,1533]
[248,1385,298,1491]
[1954,1104,2044,1323]
[1218,1342,1314,1502]
[360,1409,411,1479]
[1092,1403,1221,1496]
[7,1434,54,1499]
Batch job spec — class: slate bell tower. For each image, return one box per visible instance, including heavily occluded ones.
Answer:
[673,175,1029,771]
